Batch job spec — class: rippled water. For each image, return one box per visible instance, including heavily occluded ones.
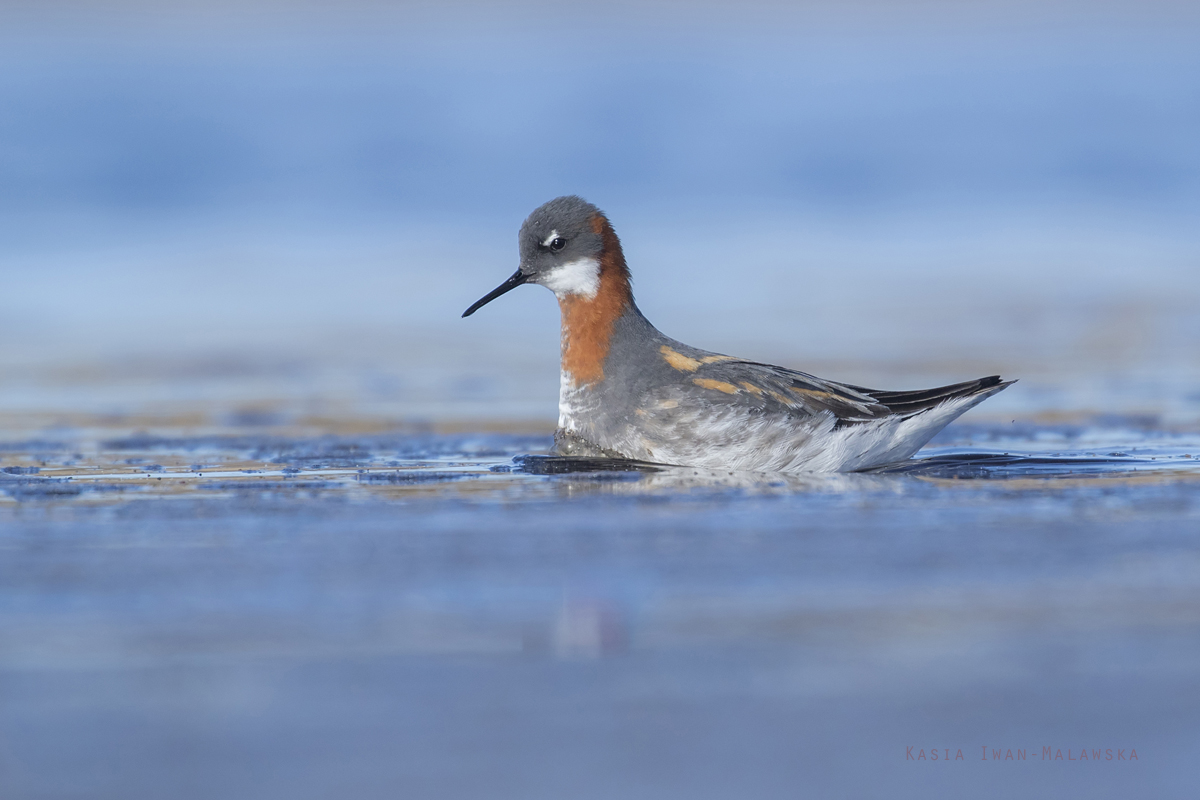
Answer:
[3,418,1198,798]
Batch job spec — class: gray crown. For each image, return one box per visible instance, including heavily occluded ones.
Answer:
[518,195,606,277]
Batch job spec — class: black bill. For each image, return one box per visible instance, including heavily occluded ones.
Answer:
[461,269,529,317]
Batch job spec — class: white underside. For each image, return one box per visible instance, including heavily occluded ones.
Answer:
[558,371,600,431]
[567,390,997,473]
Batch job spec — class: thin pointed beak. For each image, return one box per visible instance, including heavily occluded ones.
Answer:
[462,269,529,317]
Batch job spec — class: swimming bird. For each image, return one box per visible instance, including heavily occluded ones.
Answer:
[463,196,1012,472]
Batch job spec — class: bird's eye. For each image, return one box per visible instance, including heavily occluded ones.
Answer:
[549,237,565,252]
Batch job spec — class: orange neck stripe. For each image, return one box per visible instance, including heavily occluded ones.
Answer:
[558,214,633,385]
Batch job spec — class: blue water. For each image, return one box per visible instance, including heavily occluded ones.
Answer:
[3,11,1198,233]
[2,421,1199,797]
[3,4,1199,427]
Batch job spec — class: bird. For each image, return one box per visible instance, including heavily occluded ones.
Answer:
[463,196,1013,473]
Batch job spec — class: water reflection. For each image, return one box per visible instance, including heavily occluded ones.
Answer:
[4,419,1199,799]
[509,444,1200,496]
[5,424,1199,510]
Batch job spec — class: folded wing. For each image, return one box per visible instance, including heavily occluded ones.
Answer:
[689,359,1009,427]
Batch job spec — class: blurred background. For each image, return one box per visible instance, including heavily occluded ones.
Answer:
[4,4,1200,799]
[2,0,1198,433]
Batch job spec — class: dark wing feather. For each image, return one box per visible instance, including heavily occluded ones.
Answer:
[844,375,1009,415]
[690,360,892,423]
[692,360,1010,427]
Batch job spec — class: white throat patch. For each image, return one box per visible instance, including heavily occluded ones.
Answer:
[540,257,601,300]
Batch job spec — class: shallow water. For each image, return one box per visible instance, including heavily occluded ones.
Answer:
[2,418,1199,798]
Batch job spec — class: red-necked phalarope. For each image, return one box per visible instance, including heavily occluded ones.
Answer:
[464,196,1013,472]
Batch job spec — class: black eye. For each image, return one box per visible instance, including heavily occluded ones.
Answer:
[549,237,565,252]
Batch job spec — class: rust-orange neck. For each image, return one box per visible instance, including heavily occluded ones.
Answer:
[558,214,633,386]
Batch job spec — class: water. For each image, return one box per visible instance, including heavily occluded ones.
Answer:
[4,5,1199,429]
[2,418,1199,797]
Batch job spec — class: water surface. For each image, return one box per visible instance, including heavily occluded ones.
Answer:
[2,418,1198,798]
